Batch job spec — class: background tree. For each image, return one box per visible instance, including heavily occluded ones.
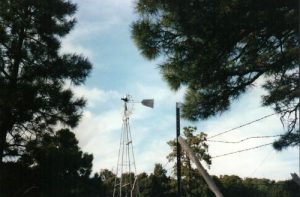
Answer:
[0,129,102,197]
[132,0,299,150]
[138,172,152,197]
[138,164,175,197]
[219,175,246,197]
[100,169,117,197]
[0,161,39,197]
[19,129,95,197]
[167,126,211,197]
[148,164,173,197]
[220,176,300,197]
[0,0,92,163]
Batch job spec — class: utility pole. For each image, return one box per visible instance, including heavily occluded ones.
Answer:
[297,0,300,179]
[298,0,300,176]
[176,102,181,197]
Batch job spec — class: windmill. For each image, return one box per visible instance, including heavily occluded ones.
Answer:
[113,94,154,197]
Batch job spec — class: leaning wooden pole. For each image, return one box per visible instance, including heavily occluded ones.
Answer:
[178,136,224,197]
[291,173,300,186]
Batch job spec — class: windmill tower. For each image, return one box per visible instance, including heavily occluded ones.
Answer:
[113,95,154,197]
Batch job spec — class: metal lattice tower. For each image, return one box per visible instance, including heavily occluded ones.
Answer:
[113,95,140,197]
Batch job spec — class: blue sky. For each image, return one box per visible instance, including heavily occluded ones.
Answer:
[61,0,298,180]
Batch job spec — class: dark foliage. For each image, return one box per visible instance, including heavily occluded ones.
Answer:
[0,0,92,162]
[132,0,299,150]
[167,126,211,197]
[0,129,105,197]
[148,164,174,197]
[137,167,300,197]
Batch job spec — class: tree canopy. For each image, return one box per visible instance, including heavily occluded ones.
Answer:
[138,164,174,197]
[1,129,105,197]
[0,0,92,162]
[167,127,211,196]
[138,164,300,197]
[132,0,299,150]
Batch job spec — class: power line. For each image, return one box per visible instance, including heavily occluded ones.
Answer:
[207,134,282,144]
[167,166,174,174]
[250,149,274,177]
[211,142,273,158]
[207,112,279,139]
[163,159,171,169]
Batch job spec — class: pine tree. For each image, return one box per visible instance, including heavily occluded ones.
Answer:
[132,0,299,150]
[0,0,92,163]
[2,129,96,197]
[167,126,211,197]
[23,129,94,196]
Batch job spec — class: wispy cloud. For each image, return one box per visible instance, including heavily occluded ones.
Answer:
[72,86,121,107]
[61,0,135,58]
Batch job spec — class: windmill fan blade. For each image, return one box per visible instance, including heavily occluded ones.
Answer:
[141,99,154,108]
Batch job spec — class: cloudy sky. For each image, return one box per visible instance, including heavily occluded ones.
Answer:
[61,0,298,181]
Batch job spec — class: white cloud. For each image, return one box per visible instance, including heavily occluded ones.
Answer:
[74,110,122,145]
[60,40,93,57]
[72,86,121,107]
[61,0,135,58]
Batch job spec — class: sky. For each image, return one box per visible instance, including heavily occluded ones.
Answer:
[61,0,299,181]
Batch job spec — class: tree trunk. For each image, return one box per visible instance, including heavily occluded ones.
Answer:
[0,107,13,166]
[0,126,8,178]
[0,123,8,164]
[0,15,25,167]
[0,109,14,168]
[178,136,224,197]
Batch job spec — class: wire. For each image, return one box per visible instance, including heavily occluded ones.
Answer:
[207,134,282,144]
[207,112,279,139]
[211,142,273,158]
[250,149,274,176]
[162,159,171,169]
[167,166,174,174]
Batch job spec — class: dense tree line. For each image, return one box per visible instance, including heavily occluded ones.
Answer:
[2,158,299,196]
[115,164,299,197]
